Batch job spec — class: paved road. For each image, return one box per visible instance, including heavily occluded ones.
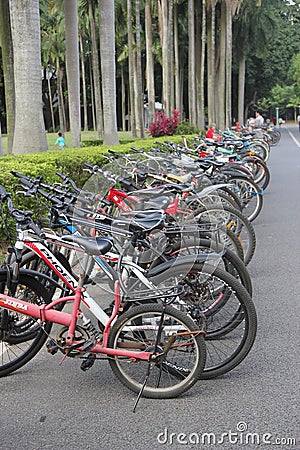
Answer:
[1,127,299,450]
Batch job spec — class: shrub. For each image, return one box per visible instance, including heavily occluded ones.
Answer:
[175,121,200,135]
[148,109,180,137]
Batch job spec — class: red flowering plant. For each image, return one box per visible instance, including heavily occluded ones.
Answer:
[148,109,180,137]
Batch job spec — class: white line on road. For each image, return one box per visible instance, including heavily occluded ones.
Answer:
[288,130,300,147]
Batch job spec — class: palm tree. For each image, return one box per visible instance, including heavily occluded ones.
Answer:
[64,0,81,147]
[41,3,67,133]
[135,0,145,138]
[127,0,137,136]
[9,0,47,154]
[207,0,217,125]
[234,0,280,123]
[188,0,196,124]
[225,0,239,127]
[0,0,15,154]
[87,0,103,137]
[98,0,119,145]
[145,0,156,125]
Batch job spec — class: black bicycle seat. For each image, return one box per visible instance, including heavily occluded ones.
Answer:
[61,235,114,256]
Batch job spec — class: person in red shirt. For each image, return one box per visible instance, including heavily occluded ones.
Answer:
[206,123,217,139]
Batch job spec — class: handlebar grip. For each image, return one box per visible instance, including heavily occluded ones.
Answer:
[130,147,144,153]
[108,149,121,156]
[10,170,30,180]
[56,171,67,180]
[0,184,9,199]
[83,161,98,169]
[28,221,46,239]
[0,185,10,200]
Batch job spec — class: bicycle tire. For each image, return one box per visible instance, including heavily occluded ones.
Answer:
[0,271,52,377]
[144,262,257,378]
[242,156,270,191]
[193,205,256,265]
[227,176,263,222]
[165,237,252,296]
[108,303,206,398]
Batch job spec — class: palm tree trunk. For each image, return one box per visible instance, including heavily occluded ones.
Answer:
[161,0,170,115]
[57,65,66,133]
[121,67,126,131]
[79,33,89,132]
[174,3,181,113]
[188,0,196,124]
[207,0,216,125]
[89,56,96,131]
[127,0,137,137]
[238,55,246,124]
[145,0,155,125]
[135,0,145,138]
[0,120,3,156]
[89,0,103,138]
[167,0,174,114]
[196,0,206,130]
[47,72,56,131]
[0,0,15,154]
[98,0,119,145]
[217,1,226,129]
[9,0,47,154]
[64,0,81,147]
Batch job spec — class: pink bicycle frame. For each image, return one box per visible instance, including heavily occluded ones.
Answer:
[0,280,151,361]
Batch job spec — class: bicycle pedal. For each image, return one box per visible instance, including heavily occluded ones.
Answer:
[80,354,96,371]
[46,338,59,355]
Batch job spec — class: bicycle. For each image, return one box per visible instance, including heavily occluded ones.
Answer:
[0,185,207,409]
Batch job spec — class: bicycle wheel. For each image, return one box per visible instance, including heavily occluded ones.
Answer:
[242,156,270,191]
[108,303,206,398]
[193,205,256,265]
[0,271,52,377]
[227,176,263,222]
[164,237,252,296]
[249,141,269,162]
[145,262,257,379]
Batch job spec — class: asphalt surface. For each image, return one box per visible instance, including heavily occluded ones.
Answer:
[1,126,299,450]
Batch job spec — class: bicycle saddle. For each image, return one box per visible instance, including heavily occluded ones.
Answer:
[61,235,114,256]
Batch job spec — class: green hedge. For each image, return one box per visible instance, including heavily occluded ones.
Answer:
[0,135,197,244]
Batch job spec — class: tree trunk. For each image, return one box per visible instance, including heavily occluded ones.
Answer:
[47,71,56,131]
[188,0,196,124]
[79,33,89,132]
[89,1,103,138]
[167,0,174,114]
[89,56,96,131]
[238,55,246,125]
[9,0,47,154]
[135,0,145,138]
[0,0,15,154]
[217,1,226,129]
[121,68,126,131]
[196,0,206,130]
[174,3,181,113]
[57,65,66,133]
[127,0,137,137]
[64,0,81,147]
[161,0,169,115]
[99,0,119,145]
[0,120,3,156]
[145,1,155,125]
[207,0,216,125]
